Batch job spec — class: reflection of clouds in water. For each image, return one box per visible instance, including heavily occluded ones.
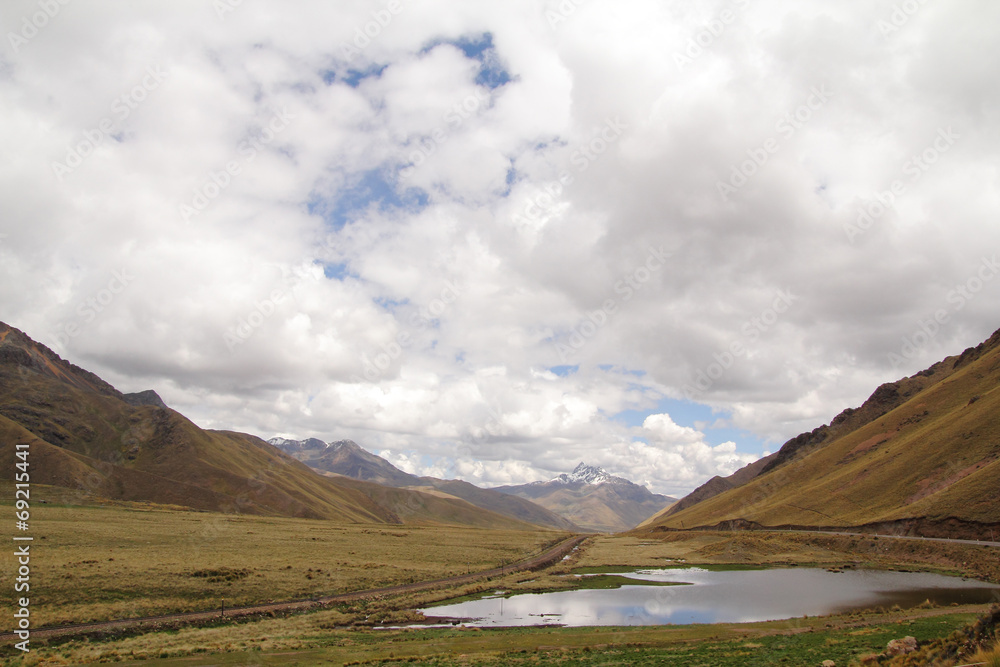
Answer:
[423,569,1000,627]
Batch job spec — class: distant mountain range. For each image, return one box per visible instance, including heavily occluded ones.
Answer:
[267,438,676,533]
[0,322,553,531]
[268,437,580,531]
[642,327,1000,540]
[494,463,676,533]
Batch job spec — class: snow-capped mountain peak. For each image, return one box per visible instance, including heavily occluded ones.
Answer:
[551,462,621,486]
[267,437,328,452]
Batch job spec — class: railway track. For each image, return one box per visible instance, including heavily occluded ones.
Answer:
[2,534,588,642]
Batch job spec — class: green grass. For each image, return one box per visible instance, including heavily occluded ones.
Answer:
[654,562,771,572]
[348,612,976,666]
[24,608,981,666]
[567,565,640,575]
[562,574,688,590]
[425,573,685,608]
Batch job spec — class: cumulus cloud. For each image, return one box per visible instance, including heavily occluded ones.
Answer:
[2,0,998,495]
[637,414,758,495]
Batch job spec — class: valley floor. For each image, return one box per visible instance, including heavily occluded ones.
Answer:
[3,490,999,665]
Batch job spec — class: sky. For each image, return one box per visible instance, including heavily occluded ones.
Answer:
[1,0,998,496]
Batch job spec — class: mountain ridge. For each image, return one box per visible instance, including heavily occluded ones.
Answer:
[643,326,1000,539]
[268,436,580,531]
[0,322,553,531]
[495,462,675,533]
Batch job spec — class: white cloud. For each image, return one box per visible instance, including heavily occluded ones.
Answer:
[2,0,999,496]
[636,414,758,495]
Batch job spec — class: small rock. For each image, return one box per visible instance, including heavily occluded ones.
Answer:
[885,636,918,656]
[822,661,836,667]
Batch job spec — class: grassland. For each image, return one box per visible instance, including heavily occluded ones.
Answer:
[9,605,992,665]
[4,495,1000,666]
[0,485,564,627]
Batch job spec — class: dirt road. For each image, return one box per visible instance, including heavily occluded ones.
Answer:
[783,529,1000,548]
[2,535,589,642]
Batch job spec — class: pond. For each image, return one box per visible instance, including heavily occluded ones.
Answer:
[421,567,1000,627]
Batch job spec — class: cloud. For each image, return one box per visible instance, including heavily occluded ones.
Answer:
[635,414,758,495]
[2,0,998,496]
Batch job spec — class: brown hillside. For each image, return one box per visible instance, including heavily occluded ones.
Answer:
[0,322,557,530]
[645,327,1000,536]
[328,475,546,530]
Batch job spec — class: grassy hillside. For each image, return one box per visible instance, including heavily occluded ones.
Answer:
[0,322,557,530]
[326,475,549,530]
[650,328,1000,532]
[417,478,581,531]
[275,438,580,530]
[0,332,395,523]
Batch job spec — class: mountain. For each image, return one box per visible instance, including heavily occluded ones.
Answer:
[495,463,676,533]
[270,437,580,531]
[271,438,423,487]
[0,322,547,531]
[643,327,1000,539]
[122,389,169,409]
[639,452,779,527]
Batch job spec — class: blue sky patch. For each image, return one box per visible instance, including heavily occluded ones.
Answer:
[342,63,387,88]
[374,296,409,313]
[423,33,511,90]
[316,261,352,280]
[612,396,764,454]
[307,169,429,230]
[549,365,579,377]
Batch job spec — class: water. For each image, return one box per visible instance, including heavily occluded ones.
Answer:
[421,568,1000,627]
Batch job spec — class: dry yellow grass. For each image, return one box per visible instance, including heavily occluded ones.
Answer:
[655,335,1000,531]
[0,493,563,627]
[4,529,1000,666]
